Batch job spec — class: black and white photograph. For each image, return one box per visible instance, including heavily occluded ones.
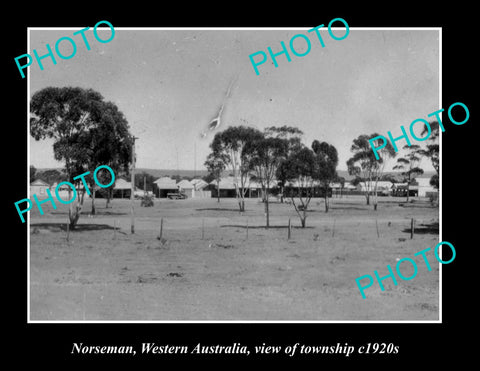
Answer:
[6,6,475,364]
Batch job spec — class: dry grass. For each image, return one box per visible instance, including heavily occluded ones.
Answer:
[29,195,439,321]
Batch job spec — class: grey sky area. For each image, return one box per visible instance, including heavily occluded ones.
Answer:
[29,27,439,172]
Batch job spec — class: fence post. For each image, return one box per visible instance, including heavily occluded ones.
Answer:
[288,218,291,240]
[66,220,70,242]
[410,218,415,239]
[159,217,164,240]
[332,218,336,238]
[375,219,380,238]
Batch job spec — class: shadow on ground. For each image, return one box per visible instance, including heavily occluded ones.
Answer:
[403,221,439,235]
[196,208,243,212]
[30,222,115,232]
[51,210,128,216]
[220,224,314,229]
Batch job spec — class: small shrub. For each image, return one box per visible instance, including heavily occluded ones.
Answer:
[141,194,154,207]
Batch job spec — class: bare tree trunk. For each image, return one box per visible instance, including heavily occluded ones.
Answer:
[91,185,96,215]
[324,185,330,212]
[301,208,307,228]
[69,189,85,230]
[235,183,246,212]
[217,180,220,203]
[265,187,270,228]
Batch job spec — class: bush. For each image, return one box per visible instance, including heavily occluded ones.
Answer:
[428,192,438,205]
[141,194,154,207]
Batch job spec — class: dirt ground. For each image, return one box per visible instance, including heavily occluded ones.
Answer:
[29,194,440,321]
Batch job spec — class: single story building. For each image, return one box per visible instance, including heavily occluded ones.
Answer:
[392,183,418,197]
[112,178,134,198]
[209,176,263,198]
[356,181,394,195]
[91,177,136,199]
[177,179,195,198]
[330,181,357,197]
[415,177,438,197]
[190,178,212,198]
[30,179,50,196]
[154,177,178,198]
[50,181,76,201]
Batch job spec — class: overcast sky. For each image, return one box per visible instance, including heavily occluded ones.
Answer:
[29,26,439,172]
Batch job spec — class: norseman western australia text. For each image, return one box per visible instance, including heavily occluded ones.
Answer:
[71,343,136,355]
[141,342,249,355]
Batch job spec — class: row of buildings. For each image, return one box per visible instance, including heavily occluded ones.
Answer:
[30,175,438,200]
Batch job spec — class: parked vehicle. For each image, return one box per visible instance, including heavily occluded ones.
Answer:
[167,192,187,200]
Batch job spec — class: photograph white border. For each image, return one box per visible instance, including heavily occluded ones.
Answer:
[26,26,442,324]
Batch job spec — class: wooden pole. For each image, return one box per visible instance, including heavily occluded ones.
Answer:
[410,218,415,239]
[159,217,164,240]
[332,218,336,238]
[66,220,70,242]
[375,219,380,238]
[130,136,138,234]
[288,218,291,240]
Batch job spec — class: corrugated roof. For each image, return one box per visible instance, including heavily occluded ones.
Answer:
[209,176,267,189]
[177,179,194,189]
[114,178,132,190]
[154,177,178,189]
[31,179,50,187]
[191,178,209,190]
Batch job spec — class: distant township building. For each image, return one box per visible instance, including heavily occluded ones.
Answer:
[153,177,178,198]
[153,177,211,198]
[51,177,136,199]
[190,178,211,198]
[30,179,50,196]
[209,176,335,199]
[355,181,395,195]
[392,177,438,198]
[209,176,263,198]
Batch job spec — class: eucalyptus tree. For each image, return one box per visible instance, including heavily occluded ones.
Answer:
[209,126,263,212]
[248,135,288,228]
[312,140,338,212]
[30,87,132,227]
[277,146,317,228]
[347,133,396,210]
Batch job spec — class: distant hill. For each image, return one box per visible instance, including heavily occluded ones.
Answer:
[140,169,436,182]
[137,168,209,179]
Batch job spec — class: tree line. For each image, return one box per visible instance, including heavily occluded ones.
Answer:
[30,86,439,230]
[205,124,439,228]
